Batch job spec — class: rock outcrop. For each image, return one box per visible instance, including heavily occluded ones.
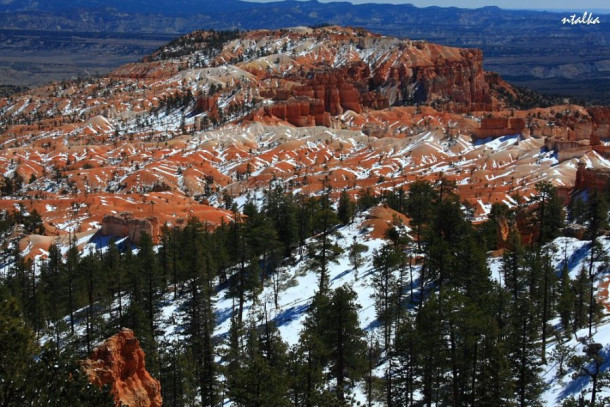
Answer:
[474,117,526,139]
[82,328,162,407]
[575,162,610,191]
[589,106,610,140]
[238,27,506,126]
[195,95,219,121]
[262,97,332,127]
[101,213,159,244]
[545,139,592,163]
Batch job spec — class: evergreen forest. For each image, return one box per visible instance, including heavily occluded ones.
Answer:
[0,180,609,406]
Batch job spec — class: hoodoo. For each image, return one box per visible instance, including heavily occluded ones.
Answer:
[82,328,162,407]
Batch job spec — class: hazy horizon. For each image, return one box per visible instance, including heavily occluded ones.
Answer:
[244,0,610,12]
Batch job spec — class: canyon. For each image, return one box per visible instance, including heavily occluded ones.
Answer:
[0,25,609,407]
[0,26,608,262]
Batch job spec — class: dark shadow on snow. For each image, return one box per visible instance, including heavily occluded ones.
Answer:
[332,269,353,282]
[563,243,591,275]
[88,231,131,251]
[215,306,237,327]
[364,319,381,331]
[274,304,309,327]
[559,345,610,401]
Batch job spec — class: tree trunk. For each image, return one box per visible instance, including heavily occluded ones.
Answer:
[542,258,549,363]
[68,272,74,335]
[337,311,345,402]
[449,323,459,406]
[238,260,245,324]
[588,244,596,338]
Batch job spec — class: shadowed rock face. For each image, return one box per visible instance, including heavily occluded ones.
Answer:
[101,213,159,244]
[576,163,610,192]
[239,29,499,122]
[82,328,162,407]
[195,96,220,121]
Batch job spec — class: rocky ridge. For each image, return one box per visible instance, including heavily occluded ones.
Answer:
[0,26,608,260]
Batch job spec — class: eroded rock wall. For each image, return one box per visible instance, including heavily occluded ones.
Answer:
[82,328,162,407]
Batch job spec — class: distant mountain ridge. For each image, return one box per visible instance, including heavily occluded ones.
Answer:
[4,1,608,29]
[0,0,256,14]
[0,0,609,103]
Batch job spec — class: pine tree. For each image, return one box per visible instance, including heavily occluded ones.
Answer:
[524,248,557,363]
[568,340,610,407]
[372,244,401,352]
[228,212,250,324]
[0,297,38,406]
[384,187,407,214]
[357,187,378,212]
[348,238,367,277]
[137,233,162,375]
[585,190,608,241]
[557,262,575,335]
[573,266,592,332]
[295,292,331,406]
[296,195,316,256]
[569,195,588,225]
[405,180,437,252]
[584,190,609,337]
[26,342,114,406]
[453,231,491,297]
[502,229,526,303]
[533,181,564,245]
[182,218,218,406]
[586,241,607,337]
[415,288,508,406]
[337,190,355,225]
[65,239,80,335]
[325,285,367,402]
[79,252,102,354]
[103,239,124,323]
[393,314,418,406]
[425,195,469,292]
[159,339,186,407]
[308,196,342,293]
[501,235,543,406]
[245,206,282,288]
[279,195,300,258]
[474,309,514,406]
[138,233,161,333]
[160,224,183,300]
[479,202,511,251]
[415,292,448,407]
[507,295,543,407]
[227,311,290,407]
[225,315,245,405]
[364,333,382,407]
[39,243,63,322]
[550,341,574,379]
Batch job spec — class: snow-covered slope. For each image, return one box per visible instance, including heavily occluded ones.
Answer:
[51,207,610,406]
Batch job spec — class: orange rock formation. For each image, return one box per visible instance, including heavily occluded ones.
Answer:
[82,328,162,407]
[101,213,159,244]
[1,26,609,255]
[575,162,610,191]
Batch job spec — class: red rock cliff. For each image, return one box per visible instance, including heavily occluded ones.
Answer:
[101,213,159,244]
[82,328,162,407]
[575,162,610,191]
[239,28,504,126]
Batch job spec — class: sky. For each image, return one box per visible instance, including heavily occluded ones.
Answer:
[247,0,610,11]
